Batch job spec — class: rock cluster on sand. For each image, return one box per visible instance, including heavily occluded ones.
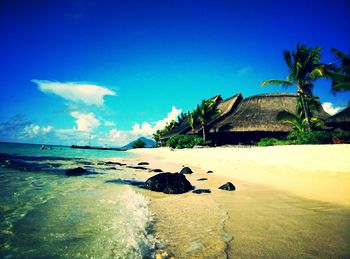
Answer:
[180,167,193,174]
[218,182,236,191]
[144,172,193,194]
[65,167,90,176]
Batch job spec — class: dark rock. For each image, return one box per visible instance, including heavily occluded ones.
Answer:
[138,162,149,166]
[151,168,163,173]
[127,166,149,170]
[192,189,211,194]
[79,161,94,165]
[105,161,126,166]
[65,167,90,176]
[180,167,193,174]
[218,182,236,191]
[207,170,213,174]
[143,173,193,194]
[197,178,208,181]
[106,167,117,170]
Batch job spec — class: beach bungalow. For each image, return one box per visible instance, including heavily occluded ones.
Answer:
[208,93,329,145]
[325,106,350,131]
[161,92,330,145]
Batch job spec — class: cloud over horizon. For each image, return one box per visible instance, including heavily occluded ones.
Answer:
[70,111,100,132]
[131,106,182,136]
[322,102,345,116]
[33,80,116,106]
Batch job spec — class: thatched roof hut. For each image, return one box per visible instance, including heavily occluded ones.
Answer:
[325,106,350,130]
[160,92,331,144]
[209,93,329,138]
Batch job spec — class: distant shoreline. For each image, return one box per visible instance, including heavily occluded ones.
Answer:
[70,145,125,151]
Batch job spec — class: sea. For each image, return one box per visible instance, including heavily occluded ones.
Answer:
[0,142,155,258]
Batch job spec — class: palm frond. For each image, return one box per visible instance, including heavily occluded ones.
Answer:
[261,79,293,87]
[309,68,323,80]
[332,82,350,92]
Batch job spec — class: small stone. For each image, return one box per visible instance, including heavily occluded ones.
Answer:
[180,167,193,174]
[192,189,211,194]
[207,170,213,173]
[218,182,236,191]
[138,162,149,166]
[197,178,208,181]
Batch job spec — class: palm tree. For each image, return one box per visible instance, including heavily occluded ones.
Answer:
[277,97,324,132]
[261,44,324,129]
[327,48,350,94]
[190,100,221,142]
[177,112,188,124]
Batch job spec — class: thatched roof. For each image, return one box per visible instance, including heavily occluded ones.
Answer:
[326,106,350,124]
[192,93,242,133]
[209,93,330,133]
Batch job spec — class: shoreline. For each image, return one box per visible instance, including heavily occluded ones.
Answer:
[125,144,350,257]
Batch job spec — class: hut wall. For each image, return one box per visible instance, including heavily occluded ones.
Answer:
[208,131,288,145]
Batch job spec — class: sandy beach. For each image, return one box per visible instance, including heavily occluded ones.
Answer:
[126,144,350,258]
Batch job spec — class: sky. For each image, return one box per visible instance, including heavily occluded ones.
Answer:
[0,0,350,146]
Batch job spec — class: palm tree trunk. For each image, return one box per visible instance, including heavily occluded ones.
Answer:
[298,87,311,130]
[202,125,206,142]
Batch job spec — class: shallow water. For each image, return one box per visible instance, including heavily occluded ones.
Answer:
[0,143,154,258]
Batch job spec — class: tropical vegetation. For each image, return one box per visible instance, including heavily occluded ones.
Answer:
[188,99,221,142]
[326,48,350,94]
[261,44,325,129]
[258,131,350,146]
[166,135,211,149]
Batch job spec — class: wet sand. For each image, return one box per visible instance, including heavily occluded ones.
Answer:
[126,145,350,258]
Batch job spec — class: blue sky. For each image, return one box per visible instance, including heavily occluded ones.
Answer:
[1,0,349,146]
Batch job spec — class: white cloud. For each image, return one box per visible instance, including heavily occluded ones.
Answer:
[132,122,154,136]
[131,106,182,136]
[41,125,53,134]
[109,128,122,139]
[322,102,345,115]
[33,80,116,106]
[23,124,53,138]
[71,111,100,131]
[104,120,115,126]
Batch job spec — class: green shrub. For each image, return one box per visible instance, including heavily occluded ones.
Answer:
[287,131,333,144]
[166,135,211,149]
[257,138,280,146]
[258,130,350,146]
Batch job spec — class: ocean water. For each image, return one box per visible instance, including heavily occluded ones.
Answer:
[0,142,155,258]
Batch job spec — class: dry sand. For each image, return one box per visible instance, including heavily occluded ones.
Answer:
[131,144,350,206]
[126,144,350,258]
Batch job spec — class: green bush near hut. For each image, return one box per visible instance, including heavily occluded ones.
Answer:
[166,135,211,149]
[258,131,350,146]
